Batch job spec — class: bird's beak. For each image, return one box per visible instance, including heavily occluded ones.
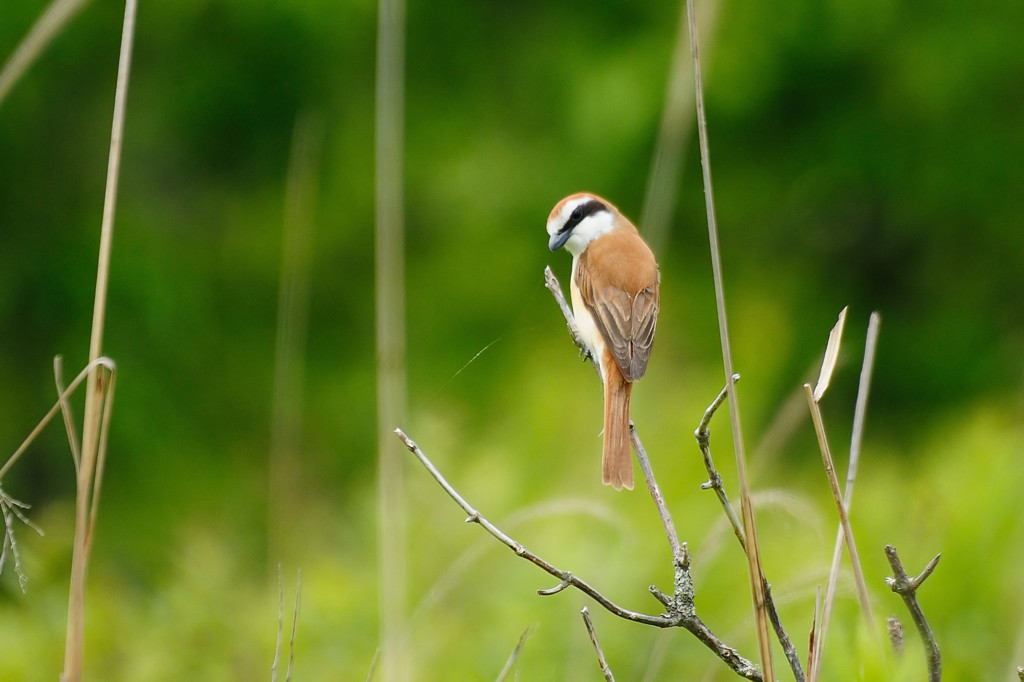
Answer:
[548,230,571,252]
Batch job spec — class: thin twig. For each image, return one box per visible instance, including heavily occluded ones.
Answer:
[582,607,615,682]
[694,376,744,551]
[695,380,805,682]
[631,424,686,568]
[494,625,534,682]
[543,266,596,373]
[885,545,941,682]
[686,0,773,674]
[396,428,763,681]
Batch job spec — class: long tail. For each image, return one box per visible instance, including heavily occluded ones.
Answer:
[602,365,634,490]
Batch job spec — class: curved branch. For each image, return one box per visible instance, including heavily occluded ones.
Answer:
[396,428,763,680]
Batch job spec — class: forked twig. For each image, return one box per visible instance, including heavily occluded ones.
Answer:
[396,428,763,680]
[885,545,941,682]
[696,380,805,682]
[695,377,744,550]
[582,607,615,682]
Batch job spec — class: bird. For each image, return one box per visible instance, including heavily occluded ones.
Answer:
[546,192,660,490]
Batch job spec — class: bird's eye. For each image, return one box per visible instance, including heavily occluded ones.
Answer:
[570,206,583,222]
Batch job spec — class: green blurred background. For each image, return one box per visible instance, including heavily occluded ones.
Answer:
[1,0,1022,679]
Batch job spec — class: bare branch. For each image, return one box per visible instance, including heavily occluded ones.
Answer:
[694,376,745,550]
[630,424,687,568]
[396,428,764,680]
[885,545,941,682]
[582,607,615,682]
[544,266,596,372]
[695,380,805,682]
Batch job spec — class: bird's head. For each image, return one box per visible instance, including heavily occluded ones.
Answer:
[546,193,617,256]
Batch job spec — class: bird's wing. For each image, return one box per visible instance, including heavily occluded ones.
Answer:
[575,240,659,382]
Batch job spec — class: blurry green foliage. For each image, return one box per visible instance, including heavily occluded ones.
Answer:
[0,0,1022,678]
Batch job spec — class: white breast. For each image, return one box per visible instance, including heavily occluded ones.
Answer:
[570,255,608,380]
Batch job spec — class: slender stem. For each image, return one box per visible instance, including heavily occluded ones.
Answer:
[815,313,881,678]
[63,2,135,677]
[631,424,686,568]
[685,0,774,675]
[804,385,875,626]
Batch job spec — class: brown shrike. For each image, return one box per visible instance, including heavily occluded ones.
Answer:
[547,193,660,490]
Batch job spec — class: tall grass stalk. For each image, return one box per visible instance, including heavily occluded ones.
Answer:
[375,0,409,679]
[684,0,775,677]
[61,0,136,679]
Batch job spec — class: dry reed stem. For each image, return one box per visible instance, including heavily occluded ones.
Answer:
[685,0,774,675]
[0,358,116,481]
[812,312,880,679]
[62,0,136,678]
[803,384,875,630]
[695,380,805,681]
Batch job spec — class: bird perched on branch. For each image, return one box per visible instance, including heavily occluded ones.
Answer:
[546,193,660,490]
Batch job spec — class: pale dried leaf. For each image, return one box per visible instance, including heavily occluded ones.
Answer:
[813,307,848,401]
